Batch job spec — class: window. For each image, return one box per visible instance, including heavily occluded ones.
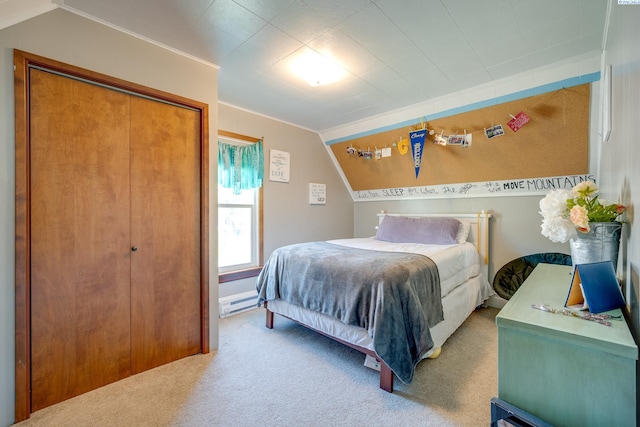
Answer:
[218,185,260,271]
[218,131,263,283]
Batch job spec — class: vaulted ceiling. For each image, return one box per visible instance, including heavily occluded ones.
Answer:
[2,0,608,132]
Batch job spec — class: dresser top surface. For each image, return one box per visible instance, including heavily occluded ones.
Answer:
[496,263,638,359]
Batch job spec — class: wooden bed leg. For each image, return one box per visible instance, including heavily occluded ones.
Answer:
[265,308,274,329]
[379,360,394,393]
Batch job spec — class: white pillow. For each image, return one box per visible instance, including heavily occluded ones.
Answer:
[456,220,471,243]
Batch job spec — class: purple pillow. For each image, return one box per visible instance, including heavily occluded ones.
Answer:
[375,216,461,245]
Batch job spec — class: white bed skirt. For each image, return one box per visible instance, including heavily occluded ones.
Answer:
[266,273,491,360]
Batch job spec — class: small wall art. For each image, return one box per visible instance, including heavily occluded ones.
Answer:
[269,149,290,182]
[309,182,326,205]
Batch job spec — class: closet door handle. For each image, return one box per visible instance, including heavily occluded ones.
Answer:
[131,246,138,252]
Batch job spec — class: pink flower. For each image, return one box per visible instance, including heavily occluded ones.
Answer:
[569,205,590,233]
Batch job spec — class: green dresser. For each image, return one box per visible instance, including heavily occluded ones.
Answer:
[496,263,638,426]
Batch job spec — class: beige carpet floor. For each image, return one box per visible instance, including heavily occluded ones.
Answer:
[14,306,499,427]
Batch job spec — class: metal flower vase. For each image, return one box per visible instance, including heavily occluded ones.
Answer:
[569,222,622,272]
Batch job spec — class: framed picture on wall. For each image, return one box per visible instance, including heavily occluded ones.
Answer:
[309,183,326,205]
[269,149,290,182]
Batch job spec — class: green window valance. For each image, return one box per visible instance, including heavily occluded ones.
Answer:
[217,139,264,194]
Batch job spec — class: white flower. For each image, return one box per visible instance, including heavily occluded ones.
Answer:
[541,217,577,243]
[539,189,573,218]
[573,181,598,198]
[539,189,576,243]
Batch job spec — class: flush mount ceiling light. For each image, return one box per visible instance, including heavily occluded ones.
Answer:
[290,50,346,87]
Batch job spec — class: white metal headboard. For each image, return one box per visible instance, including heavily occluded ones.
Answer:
[376,211,492,280]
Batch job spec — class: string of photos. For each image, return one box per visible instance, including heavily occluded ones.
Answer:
[343,85,579,167]
[345,110,531,179]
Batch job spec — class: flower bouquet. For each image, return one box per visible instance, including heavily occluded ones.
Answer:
[539,181,625,243]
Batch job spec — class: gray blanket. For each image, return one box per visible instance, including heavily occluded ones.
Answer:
[256,241,443,384]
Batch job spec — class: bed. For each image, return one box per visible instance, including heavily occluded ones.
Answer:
[256,211,493,393]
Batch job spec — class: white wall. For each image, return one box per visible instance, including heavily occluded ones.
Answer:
[601,2,640,344]
[0,9,218,425]
[217,104,354,298]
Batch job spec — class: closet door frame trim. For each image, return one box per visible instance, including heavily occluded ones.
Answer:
[13,49,210,422]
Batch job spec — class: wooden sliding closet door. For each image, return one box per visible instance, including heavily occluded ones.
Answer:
[129,97,201,373]
[30,69,133,411]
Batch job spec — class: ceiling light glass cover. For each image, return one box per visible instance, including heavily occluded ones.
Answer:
[290,50,346,87]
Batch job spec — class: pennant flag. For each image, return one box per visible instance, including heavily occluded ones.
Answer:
[409,129,426,179]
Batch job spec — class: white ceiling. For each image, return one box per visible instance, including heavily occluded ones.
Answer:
[5,0,608,133]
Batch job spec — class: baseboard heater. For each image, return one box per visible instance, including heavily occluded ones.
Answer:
[219,291,259,318]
